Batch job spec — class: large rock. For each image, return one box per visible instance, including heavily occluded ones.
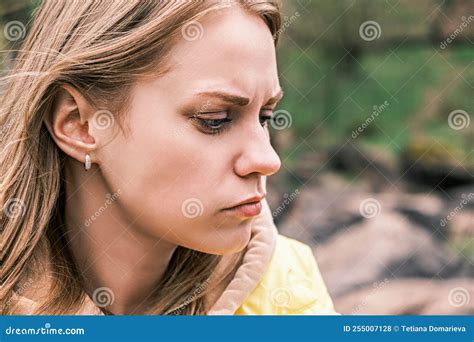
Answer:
[313,211,465,297]
[278,178,448,246]
[334,278,474,315]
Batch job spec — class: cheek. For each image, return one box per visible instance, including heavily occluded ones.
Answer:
[102,114,229,216]
[98,107,248,254]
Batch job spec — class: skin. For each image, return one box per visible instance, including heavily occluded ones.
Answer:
[45,7,282,314]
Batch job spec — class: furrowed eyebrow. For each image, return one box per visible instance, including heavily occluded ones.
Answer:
[193,87,284,108]
[194,91,250,106]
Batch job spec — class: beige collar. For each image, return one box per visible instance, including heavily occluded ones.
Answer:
[207,203,278,315]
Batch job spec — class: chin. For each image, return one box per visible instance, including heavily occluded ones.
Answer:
[202,221,252,255]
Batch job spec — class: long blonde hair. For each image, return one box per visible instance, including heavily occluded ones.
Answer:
[0,0,281,315]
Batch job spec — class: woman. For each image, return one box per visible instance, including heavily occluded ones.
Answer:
[0,0,336,315]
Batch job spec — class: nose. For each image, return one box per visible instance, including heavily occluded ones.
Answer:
[234,123,281,178]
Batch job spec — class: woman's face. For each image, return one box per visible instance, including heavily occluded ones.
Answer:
[94,8,282,255]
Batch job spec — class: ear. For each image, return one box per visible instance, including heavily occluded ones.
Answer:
[44,84,99,166]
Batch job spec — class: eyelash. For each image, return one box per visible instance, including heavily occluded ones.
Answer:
[194,111,273,135]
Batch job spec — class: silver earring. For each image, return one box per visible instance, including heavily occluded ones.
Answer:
[84,154,92,171]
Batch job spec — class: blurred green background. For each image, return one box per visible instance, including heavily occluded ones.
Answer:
[273,0,472,185]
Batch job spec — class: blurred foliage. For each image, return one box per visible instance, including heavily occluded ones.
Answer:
[275,0,473,168]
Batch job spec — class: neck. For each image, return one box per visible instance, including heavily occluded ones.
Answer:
[63,161,177,315]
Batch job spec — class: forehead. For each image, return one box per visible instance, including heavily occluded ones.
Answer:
[159,7,280,97]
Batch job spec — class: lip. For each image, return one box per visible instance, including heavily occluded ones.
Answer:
[223,201,263,217]
[222,194,266,217]
[232,194,266,207]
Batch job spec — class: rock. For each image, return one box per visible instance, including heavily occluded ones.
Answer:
[313,211,464,297]
[443,186,474,242]
[334,278,474,315]
[278,179,447,245]
[449,211,474,240]
[277,173,368,245]
[327,143,397,191]
[395,192,446,239]
[400,136,473,190]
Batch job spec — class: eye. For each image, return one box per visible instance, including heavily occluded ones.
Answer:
[200,118,232,130]
[193,113,232,135]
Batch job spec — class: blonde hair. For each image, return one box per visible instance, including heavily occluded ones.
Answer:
[0,0,281,315]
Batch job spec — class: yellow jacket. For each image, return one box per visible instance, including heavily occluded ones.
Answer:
[235,234,337,315]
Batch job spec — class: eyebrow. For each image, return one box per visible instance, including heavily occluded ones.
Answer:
[194,87,284,107]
